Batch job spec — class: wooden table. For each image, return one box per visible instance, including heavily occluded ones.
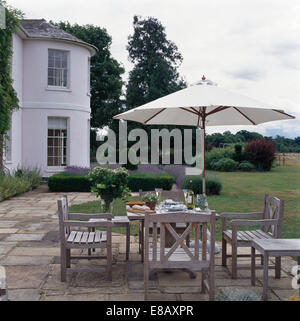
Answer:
[127,210,219,262]
[251,239,300,301]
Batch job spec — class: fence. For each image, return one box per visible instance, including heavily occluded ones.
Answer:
[275,153,300,166]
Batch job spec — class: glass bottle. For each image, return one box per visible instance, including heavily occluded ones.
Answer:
[186,180,194,210]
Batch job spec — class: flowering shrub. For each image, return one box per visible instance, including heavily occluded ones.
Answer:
[88,166,131,211]
[65,166,91,176]
[244,139,276,171]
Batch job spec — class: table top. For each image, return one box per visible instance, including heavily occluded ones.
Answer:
[252,238,300,252]
[127,210,219,221]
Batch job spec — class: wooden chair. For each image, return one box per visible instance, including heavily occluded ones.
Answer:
[62,195,130,260]
[57,197,113,282]
[144,210,216,301]
[221,195,284,279]
[138,189,190,254]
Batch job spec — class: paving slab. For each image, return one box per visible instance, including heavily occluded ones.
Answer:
[0,255,54,266]
[7,289,41,301]
[5,265,49,289]
[4,233,45,242]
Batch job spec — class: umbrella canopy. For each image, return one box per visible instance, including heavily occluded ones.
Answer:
[114,78,294,126]
[113,77,295,194]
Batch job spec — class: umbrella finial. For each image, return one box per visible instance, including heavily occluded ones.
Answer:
[202,75,206,81]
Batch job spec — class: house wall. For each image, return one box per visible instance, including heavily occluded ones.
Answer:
[6,36,92,177]
[22,108,90,177]
[5,34,23,172]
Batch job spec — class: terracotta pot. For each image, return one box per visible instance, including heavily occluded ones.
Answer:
[145,202,156,210]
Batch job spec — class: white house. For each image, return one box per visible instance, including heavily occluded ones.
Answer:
[4,19,97,177]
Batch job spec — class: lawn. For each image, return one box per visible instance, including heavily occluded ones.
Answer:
[69,160,300,240]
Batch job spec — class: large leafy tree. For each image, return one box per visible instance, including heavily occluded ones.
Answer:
[126,15,186,109]
[53,22,125,129]
[0,1,22,171]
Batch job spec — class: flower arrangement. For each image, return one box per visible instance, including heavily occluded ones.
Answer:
[88,166,131,212]
[142,192,160,210]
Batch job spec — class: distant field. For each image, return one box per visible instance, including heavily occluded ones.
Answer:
[69,160,300,240]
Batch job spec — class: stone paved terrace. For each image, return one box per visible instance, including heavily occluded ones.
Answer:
[0,185,298,301]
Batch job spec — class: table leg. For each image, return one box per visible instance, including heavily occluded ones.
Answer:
[263,253,269,301]
[275,256,281,279]
[126,223,130,261]
[251,247,255,286]
[141,220,144,263]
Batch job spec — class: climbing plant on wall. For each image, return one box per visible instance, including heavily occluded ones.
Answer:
[0,1,22,171]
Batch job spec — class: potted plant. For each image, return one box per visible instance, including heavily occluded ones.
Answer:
[88,166,131,212]
[142,192,160,210]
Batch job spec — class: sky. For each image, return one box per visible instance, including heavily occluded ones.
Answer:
[8,0,300,138]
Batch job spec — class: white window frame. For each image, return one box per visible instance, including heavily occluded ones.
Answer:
[47,49,70,89]
[47,117,68,167]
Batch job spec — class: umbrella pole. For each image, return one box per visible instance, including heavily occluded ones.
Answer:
[201,115,206,196]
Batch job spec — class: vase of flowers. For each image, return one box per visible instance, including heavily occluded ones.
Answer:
[142,192,160,210]
[88,166,131,212]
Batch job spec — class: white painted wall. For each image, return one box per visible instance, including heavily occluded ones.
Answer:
[5,34,23,172]
[6,35,93,176]
[22,39,91,110]
[22,108,90,177]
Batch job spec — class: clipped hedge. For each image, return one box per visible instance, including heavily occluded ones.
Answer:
[127,172,175,192]
[48,172,91,192]
[181,175,222,195]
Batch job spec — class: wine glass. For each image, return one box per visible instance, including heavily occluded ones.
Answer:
[155,188,162,202]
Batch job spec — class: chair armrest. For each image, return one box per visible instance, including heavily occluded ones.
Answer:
[230,219,277,227]
[63,220,112,228]
[221,212,263,232]
[221,212,263,219]
[68,213,114,220]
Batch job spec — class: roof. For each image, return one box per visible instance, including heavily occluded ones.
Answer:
[19,19,97,55]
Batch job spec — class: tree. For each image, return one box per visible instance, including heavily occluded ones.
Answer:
[0,1,22,171]
[52,22,124,129]
[126,15,186,109]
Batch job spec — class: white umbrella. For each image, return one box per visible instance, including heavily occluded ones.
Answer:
[114,77,295,194]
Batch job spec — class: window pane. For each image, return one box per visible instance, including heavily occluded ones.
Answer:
[48,138,54,146]
[63,69,68,87]
[62,52,68,68]
[48,129,54,136]
[47,157,54,166]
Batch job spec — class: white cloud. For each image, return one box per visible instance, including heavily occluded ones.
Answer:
[8,0,300,137]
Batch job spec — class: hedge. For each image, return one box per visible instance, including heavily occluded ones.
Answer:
[127,172,175,192]
[48,173,91,192]
[48,171,176,193]
[180,175,222,195]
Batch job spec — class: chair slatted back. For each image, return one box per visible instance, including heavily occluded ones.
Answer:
[262,195,284,238]
[57,197,70,237]
[145,211,215,267]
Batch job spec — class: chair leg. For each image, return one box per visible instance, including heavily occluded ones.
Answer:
[61,246,67,282]
[275,257,281,279]
[231,243,238,279]
[209,270,215,301]
[201,271,206,294]
[107,246,112,281]
[222,237,227,267]
[66,249,71,268]
[144,267,149,301]
[126,223,130,261]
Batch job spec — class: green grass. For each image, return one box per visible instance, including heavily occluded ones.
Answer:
[69,161,300,240]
